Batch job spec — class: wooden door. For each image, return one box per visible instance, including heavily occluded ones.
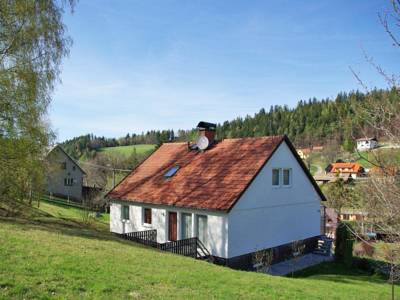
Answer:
[168,212,177,241]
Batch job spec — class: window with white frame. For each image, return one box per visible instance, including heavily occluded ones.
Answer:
[196,215,208,244]
[64,178,73,186]
[121,205,130,221]
[272,168,280,186]
[283,168,292,186]
[181,213,192,239]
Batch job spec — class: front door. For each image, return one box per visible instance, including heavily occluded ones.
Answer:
[168,212,177,241]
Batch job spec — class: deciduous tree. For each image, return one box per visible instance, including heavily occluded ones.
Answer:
[0,1,74,209]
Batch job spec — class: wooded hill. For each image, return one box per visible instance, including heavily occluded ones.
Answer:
[62,88,399,159]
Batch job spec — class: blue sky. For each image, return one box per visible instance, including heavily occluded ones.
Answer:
[51,0,399,142]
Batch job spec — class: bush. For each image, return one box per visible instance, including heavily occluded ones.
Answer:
[335,222,354,263]
[354,241,375,257]
[344,239,354,267]
[352,257,373,273]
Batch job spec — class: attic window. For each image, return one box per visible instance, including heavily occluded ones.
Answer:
[164,166,180,178]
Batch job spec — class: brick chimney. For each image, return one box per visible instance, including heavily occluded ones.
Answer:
[197,121,216,145]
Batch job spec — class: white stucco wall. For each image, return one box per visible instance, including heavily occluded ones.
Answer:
[110,201,228,258]
[357,140,378,151]
[46,147,84,200]
[227,141,322,258]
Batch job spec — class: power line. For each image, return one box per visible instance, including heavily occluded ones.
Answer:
[79,161,132,173]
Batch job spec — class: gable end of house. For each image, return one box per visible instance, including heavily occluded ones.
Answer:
[227,135,326,212]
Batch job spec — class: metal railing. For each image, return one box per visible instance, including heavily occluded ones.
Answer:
[120,230,213,261]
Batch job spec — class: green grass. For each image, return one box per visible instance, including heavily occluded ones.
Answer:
[309,164,318,175]
[42,199,108,222]
[39,198,109,229]
[98,144,156,157]
[41,194,85,209]
[0,197,110,231]
[354,151,374,168]
[0,203,397,299]
[354,148,400,169]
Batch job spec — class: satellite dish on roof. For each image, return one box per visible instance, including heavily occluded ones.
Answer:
[196,135,209,150]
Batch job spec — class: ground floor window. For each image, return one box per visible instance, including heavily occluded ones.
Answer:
[143,208,152,224]
[181,213,192,239]
[196,215,208,244]
[121,205,130,221]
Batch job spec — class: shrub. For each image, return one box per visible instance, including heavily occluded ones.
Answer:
[354,241,375,257]
[344,239,354,267]
[353,257,373,273]
[335,222,354,263]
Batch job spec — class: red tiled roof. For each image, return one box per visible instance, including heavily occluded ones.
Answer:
[107,135,325,211]
[330,162,363,173]
[356,137,377,142]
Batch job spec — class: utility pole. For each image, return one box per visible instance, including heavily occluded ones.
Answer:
[107,163,116,189]
[112,168,116,189]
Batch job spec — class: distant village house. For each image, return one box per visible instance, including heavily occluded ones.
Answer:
[356,137,378,151]
[45,145,86,201]
[328,162,365,179]
[314,162,365,184]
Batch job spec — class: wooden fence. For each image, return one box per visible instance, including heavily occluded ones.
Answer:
[121,229,158,247]
[120,230,209,259]
[159,237,198,258]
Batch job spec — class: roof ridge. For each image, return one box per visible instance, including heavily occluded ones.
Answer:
[162,142,188,145]
[221,135,284,141]
[161,136,285,146]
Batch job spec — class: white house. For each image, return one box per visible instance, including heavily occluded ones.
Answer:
[356,137,378,151]
[107,122,326,269]
[46,145,86,201]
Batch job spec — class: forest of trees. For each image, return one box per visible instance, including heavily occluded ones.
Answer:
[216,89,398,149]
[61,130,180,159]
[62,88,399,159]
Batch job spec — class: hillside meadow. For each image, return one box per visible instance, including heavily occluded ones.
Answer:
[98,144,156,157]
[0,201,397,300]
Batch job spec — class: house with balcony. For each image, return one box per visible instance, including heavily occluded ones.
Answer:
[107,122,326,269]
[326,162,365,179]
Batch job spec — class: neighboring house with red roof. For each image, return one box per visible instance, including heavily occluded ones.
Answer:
[328,162,365,179]
[107,122,326,269]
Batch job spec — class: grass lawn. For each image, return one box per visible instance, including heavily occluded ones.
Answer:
[0,202,397,299]
[39,198,109,227]
[309,164,318,175]
[0,197,110,232]
[98,144,156,157]
[354,148,400,169]
[354,151,374,168]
